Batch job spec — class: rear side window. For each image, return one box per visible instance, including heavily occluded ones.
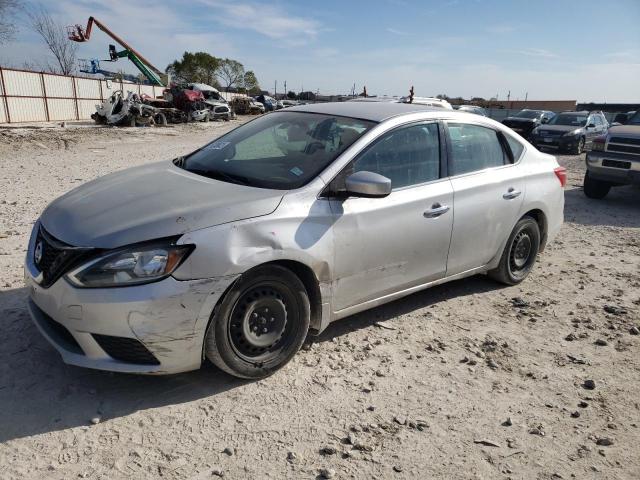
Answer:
[447,123,509,175]
[505,134,524,161]
[352,122,441,189]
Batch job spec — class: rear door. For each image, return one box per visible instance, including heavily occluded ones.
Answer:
[445,122,526,276]
[328,121,454,311]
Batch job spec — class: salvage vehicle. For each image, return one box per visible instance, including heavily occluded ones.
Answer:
[456,105,487,116]
[530,111,608,154]
[188,83,233,121]
[255,94,277,112]
[502,109,555,139]
[25,102,565,379]
[230,96,264,115]
[583,110,640,199]
[92,90,164,127]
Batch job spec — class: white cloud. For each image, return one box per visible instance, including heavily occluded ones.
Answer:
[386,27,411,36]
[197,0,322,45]
[515,48,558,58]
[486,25,515,34]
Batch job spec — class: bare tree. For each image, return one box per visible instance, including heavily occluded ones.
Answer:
[0,0,19,44]
[216,58,244,91]
[27,5,77,75]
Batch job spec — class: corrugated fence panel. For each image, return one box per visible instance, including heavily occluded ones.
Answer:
[76,77,101,100]
[0,97,6,123]
[47,99,78,121]
[4,69,43,96]
[43,74,74,98]
[78,99,100,119]
[7,97,46,122]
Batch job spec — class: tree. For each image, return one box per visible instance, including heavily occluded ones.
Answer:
[216,58,244,91]
[286,90,297,100]
[0,0,19,44]
[166,52,220,86]
[27,5,77,75]
[299,91,316,101]
[242,70,260,94]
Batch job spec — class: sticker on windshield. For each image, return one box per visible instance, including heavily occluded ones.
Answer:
[290,166,304,177]
[204,141,230,150]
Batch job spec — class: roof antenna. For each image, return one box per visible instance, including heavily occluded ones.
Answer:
[409,86,414,104]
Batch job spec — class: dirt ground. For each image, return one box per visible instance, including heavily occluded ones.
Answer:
[0,120,638,480]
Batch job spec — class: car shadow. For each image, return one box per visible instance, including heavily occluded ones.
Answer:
[0,286,248,443]
[564,185,640,228]
[313,274,501,344]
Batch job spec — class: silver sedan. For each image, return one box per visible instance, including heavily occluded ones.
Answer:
[25,102,565,378]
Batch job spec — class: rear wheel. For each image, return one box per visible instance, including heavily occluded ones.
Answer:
[205,265,310,379]
[583,171,611,199]
[489,216,540,285]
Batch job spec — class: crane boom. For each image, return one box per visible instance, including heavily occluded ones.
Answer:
[67,17,165,84]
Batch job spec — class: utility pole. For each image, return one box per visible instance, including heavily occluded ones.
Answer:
[274,80,277,98]
[284,80,287,97]
[507,90,511,102]
[525,92,528,102]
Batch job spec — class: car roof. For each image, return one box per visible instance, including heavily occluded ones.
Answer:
[285,101,440,122]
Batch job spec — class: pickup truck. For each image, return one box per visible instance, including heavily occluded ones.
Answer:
[584,111,640,199]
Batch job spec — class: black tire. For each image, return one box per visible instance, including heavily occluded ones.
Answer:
[204,265,310,379]
[572,136,585,155]
[583,171,611,199]
[489,216,540,285]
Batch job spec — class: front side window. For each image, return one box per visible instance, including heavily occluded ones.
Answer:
[447,123,509,176]
[514,110,541,119]
[351,123,441,189]
[181,112,375,189]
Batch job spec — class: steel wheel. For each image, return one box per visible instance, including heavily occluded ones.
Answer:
[228,284,292,362]
[509,231,533,273]
[489,216,540,285]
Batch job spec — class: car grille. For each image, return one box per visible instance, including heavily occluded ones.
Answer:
[34,226,94,288]
[92,334,160,365]
[602,159,631,169]
[607,137,640,156]
[538,130,563,137]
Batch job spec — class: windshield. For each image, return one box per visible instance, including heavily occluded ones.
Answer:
[513,110,541,119]
[628,111,640,125]
[180,111,375,189]
[548,113,587,126]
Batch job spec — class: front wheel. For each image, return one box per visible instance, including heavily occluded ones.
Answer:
[489,216,540,285]
[572,137,585,155]
[204,265,310,379]
[583,171,611,199]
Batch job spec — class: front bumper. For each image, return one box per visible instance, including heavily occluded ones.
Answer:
[532,134,580,152]
[24,244,238,374]
[586,151,640,185]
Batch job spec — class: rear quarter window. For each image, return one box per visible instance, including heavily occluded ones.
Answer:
[505,134,525,161]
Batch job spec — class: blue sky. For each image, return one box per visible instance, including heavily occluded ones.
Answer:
[3,0,640,101]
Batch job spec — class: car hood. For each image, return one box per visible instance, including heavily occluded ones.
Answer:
[40,161,284,248]
[608,124,640,136]
[536,124,581,133]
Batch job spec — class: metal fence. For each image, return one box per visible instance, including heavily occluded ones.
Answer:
[0,67,162,124]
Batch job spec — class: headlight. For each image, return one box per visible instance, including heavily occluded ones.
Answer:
[563,129,580,137]
[66,242,194,288]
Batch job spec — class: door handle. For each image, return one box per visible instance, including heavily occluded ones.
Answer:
[503,188,522,200]
[424,203,450,218]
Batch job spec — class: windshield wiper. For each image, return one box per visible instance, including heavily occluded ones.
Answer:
[186,168,252,186]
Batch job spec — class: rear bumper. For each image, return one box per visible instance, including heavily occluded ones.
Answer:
[586,151,640,185]
[24,255,238,374]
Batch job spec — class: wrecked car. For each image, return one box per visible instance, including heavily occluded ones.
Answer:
[25,102,564,379]
[230,96,264,115]
[188,83,233,121]
[93,90,165,127]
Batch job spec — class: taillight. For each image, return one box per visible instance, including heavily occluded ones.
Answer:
[591,134,606,151]
[554,166,567,187]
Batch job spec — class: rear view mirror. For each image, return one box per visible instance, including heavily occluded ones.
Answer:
[345,171,391,198]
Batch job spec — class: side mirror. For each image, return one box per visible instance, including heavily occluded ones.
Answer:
[587,123,596,128]
[541,118,549,124]
[345,171,391,198]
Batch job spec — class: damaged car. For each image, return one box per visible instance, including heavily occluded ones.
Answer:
[25,102,564,379]
[93,90,165,127]
[188,83,233,121]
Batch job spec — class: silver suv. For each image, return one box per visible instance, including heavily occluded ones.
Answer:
[25,103,565,379]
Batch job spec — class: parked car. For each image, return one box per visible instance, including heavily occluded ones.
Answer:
[230,96,264,115]
[530,111,608,154]
[502,109,555,139]
[25,103,564,379]
[397,96,453,109]
[456,105,487,116]
[583,110,640,199]
[281,99,298,107]
[611,111,637,126]
[255,94,277,111]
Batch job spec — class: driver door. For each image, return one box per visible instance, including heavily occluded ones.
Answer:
[328,122,454,312]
